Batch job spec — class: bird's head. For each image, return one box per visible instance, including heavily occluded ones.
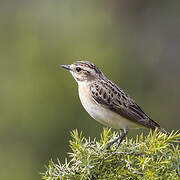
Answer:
[61,61,103,83]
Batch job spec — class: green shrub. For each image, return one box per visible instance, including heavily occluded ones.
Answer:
[42,128,180,180]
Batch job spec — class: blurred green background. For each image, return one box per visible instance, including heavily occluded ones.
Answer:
[0,0,180,179]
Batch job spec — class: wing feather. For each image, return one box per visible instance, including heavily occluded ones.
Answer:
[90,80,160,129]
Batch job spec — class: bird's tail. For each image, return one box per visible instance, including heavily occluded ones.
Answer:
[149,118,170,136]
[157,127,170,136]
[151,119,179,142]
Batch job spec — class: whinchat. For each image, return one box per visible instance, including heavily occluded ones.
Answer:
[61,61,168,148]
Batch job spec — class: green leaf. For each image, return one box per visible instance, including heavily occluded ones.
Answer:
[42,129,180,179]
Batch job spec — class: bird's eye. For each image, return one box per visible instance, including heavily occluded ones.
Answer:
[76,67,82,72]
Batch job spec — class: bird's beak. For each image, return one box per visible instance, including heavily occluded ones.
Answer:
[61,65,72,71]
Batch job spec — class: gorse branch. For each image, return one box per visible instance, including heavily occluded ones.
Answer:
[42,128,180,180]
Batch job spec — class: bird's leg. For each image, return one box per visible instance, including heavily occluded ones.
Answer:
[106,129,129,149]
[116,129,128,149]
[106,136,120,149]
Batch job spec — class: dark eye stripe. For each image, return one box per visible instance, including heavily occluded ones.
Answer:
[75,61,102,74]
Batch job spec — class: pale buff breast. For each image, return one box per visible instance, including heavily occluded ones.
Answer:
[78,83,139,130]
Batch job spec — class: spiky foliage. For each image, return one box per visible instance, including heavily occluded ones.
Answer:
[42,128,180,180]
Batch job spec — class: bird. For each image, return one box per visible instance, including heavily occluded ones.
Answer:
[61,61,168,149]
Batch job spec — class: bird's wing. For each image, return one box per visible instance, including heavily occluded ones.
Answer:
[90,80,160,130]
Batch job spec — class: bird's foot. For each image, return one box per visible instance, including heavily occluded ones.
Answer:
[106,129,128,150]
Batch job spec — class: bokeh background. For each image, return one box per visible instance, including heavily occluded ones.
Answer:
[0,0,180,179]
